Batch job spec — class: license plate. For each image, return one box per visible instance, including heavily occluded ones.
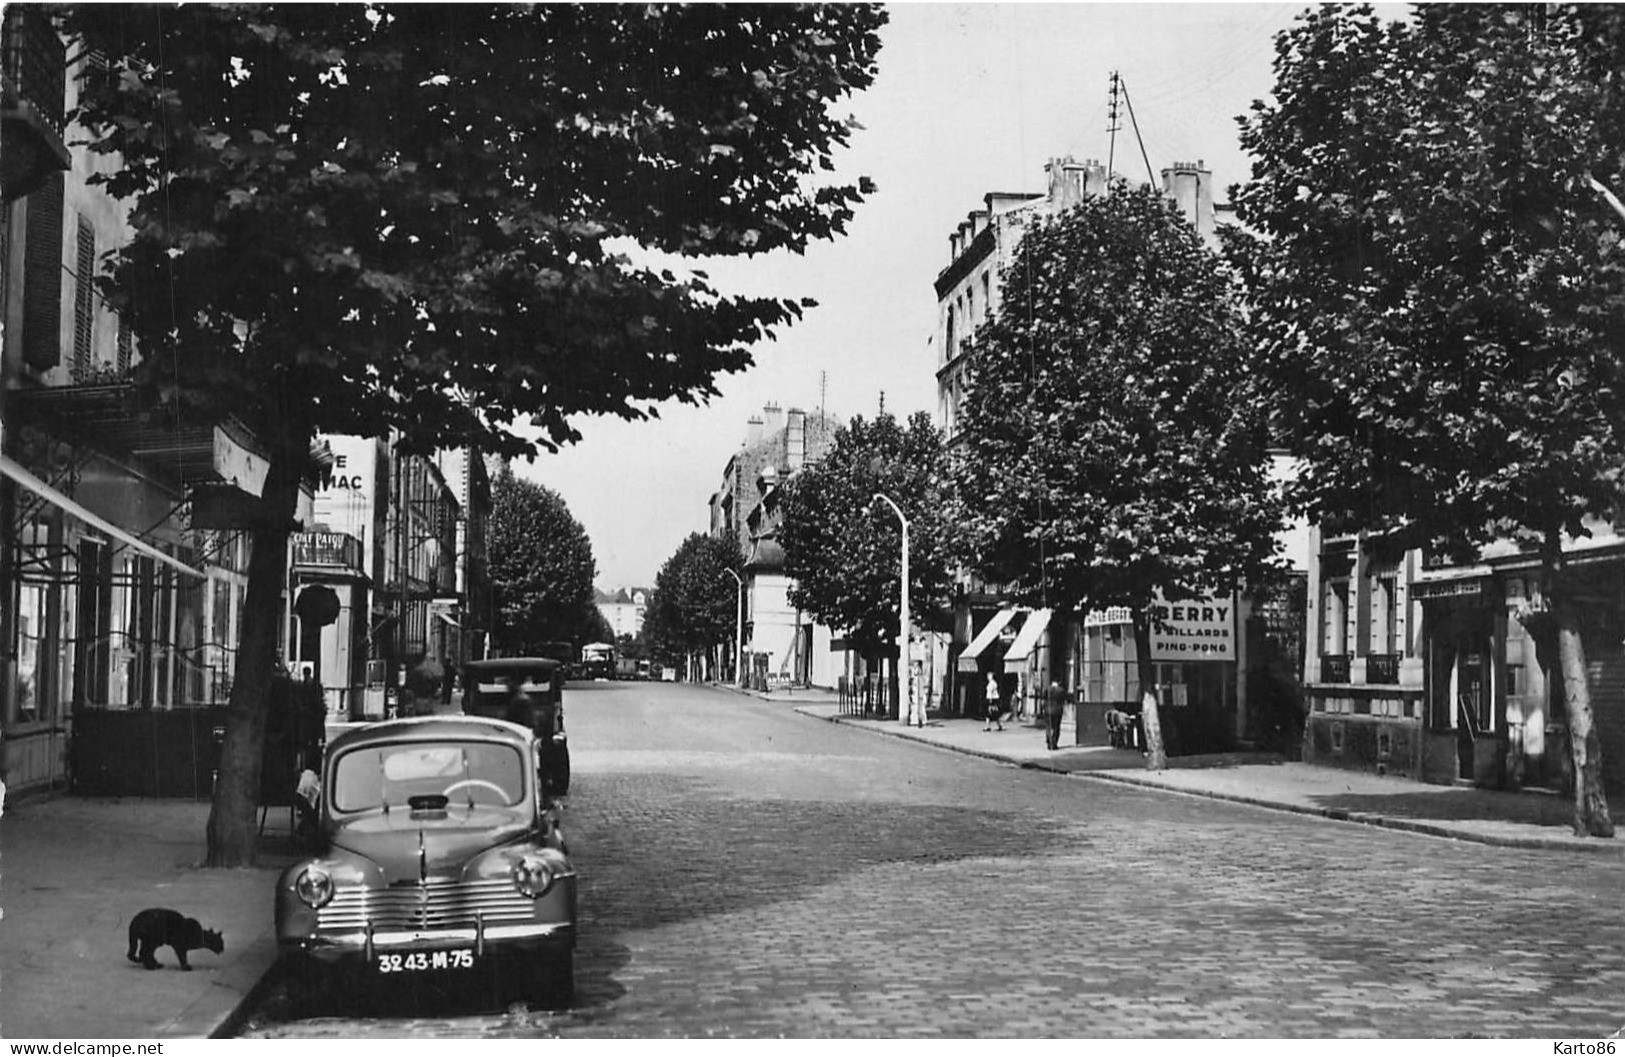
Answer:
[375,949,476,973]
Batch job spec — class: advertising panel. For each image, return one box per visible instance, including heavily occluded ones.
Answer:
[312,435,378,573]
[1148,589,1235,661]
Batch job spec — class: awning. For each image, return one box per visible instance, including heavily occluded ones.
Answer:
[957,606,1017,672]
[1003,608,1053,674]
[0,453,204,579]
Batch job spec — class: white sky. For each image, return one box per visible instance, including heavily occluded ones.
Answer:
[516,3,1346,590]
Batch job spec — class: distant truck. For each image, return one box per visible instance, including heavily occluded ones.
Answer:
[579,642,616,680]
[615,656,639,680]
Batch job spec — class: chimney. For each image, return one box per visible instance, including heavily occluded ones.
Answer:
[786,407,807,471]
[1082,157,1108,198]
[762,402,784,436]
[1160,159,1213,240]
[1047,155,1094,210]
[745,415,764,448]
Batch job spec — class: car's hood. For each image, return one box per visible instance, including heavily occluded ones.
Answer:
[330,808,534,884]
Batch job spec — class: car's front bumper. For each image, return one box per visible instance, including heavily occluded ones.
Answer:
[287,919,574,965]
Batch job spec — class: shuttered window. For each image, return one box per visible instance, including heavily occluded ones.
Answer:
[116,316,133,373]
[73,215,96,376]
[21,173,65,370]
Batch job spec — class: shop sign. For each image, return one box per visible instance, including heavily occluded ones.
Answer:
[1411,578,1486,600]
[1149,589,1234,661]
[292,531,363,572]
[1083,606,1133,628]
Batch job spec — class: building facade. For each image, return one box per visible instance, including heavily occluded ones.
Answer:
[932,157,1236,729]
[1303,524,1625,793]
[708,403,841,688]
[596,587,648,640]
[1,13,293,796]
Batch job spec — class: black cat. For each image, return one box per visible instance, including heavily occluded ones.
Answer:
[125,908,224,971]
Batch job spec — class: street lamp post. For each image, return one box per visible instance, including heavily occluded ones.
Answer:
[719,568,744,688]
[871,493,920,727]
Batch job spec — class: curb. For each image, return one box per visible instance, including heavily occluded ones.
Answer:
[205,935,283,1039]
[796,706,1624,856]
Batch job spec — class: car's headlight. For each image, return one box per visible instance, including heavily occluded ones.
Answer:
[511,854,555,898]
[295,867,335,908]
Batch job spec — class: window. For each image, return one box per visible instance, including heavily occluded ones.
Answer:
[1369,565,1399,655]
[1323,575,1350,655]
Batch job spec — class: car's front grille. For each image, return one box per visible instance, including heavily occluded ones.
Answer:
[317,879,537,930]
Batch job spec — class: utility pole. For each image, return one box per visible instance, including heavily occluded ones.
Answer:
[1106,70,1121,185]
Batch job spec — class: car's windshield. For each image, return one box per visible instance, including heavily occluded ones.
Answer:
[331,740,526,812]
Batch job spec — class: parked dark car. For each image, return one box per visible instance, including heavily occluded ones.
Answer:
[274,716,577,1010]
[461,657,570,797]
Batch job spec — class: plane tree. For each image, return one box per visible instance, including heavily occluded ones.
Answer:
[952,185,1284,769]
[1228,4,1625,835]
[778,411,955,667]
[67,3,885,864]
[643,531,741,673]
[488,470,596,656]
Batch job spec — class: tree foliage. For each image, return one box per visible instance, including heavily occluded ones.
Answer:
[65,3,885,864]
[1229,4,1622,835]
[778,411,954,657]
[1229,4,1625,549]
[952,185,1283,766]
[488,471,596,655]
[955,186,1281,611]
[643,532,741,664]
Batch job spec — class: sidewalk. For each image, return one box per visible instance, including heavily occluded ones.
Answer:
[0,793,299,1039]
[719,682,1624,855]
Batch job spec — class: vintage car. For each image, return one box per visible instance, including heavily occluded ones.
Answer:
[275,716,577,1009]
[461,656,570,796]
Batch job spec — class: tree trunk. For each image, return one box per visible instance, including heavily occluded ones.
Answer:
[1132,609,1168,770]
[204,448,305,867]
[1553,592,1615,838]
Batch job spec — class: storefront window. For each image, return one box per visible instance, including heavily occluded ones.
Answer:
[13,581,45,723]
[74,538,112,706]
[174,571,205,705]
[108,556,133,706]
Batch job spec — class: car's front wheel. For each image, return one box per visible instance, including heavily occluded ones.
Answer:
[529,954,574,1011]
[280,951,337,1018]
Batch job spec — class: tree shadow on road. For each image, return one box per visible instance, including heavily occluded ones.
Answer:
[1305,787,1605,829]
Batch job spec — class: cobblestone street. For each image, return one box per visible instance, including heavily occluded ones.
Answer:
[241,681,1625,1038]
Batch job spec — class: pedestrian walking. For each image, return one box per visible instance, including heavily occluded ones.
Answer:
[984,672,1003,732]
[1044,680,1068,750]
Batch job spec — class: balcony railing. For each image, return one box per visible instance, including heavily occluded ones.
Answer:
[1320,654,1350,683]
[1366,653,1401,685]
[1,7,70,200]
[2,8,66,137]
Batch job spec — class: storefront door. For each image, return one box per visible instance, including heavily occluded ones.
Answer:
[1456,651,1490,780]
